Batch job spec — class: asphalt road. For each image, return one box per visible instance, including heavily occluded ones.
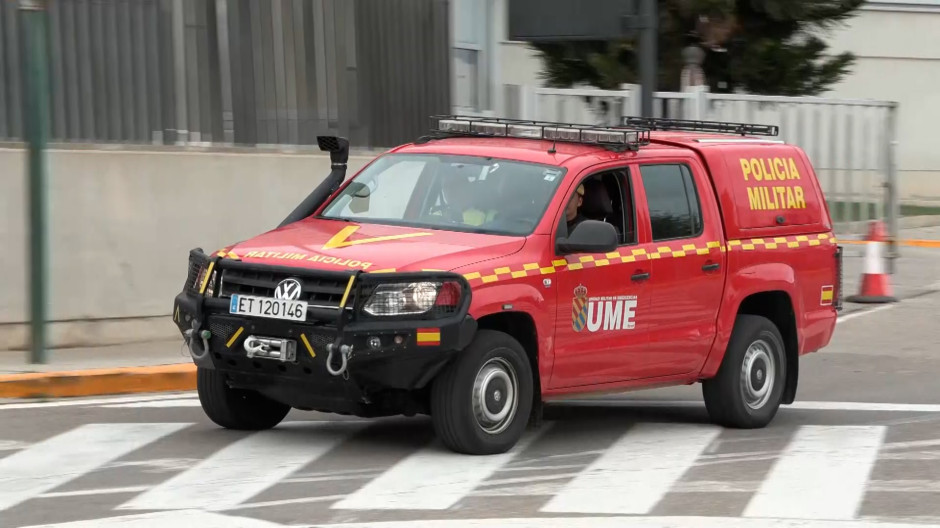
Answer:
[2,290,940,528]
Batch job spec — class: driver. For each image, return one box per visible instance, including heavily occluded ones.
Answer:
[565,183,587,234]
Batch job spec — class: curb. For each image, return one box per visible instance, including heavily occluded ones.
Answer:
[0,363,196,399]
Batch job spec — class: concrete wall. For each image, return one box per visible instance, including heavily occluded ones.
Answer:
[2,139,938,351]
[815,3,940,204]
[0,147,378,349]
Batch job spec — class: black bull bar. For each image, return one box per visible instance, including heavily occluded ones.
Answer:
[174,248,475,380]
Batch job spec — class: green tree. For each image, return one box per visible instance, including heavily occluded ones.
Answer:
[530,0,865,96]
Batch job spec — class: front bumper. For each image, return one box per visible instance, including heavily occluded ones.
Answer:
[173,249,477,413]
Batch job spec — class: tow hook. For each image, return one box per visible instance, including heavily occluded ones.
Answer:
[326,341,353,379]
[184,323,211,360]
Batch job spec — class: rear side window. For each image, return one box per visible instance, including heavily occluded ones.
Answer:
[639,164,703,241]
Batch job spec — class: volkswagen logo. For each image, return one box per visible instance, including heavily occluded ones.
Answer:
[274,278,303,301]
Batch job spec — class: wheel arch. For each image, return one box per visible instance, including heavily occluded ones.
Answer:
[475,311,544,423]
[734,290,799,405]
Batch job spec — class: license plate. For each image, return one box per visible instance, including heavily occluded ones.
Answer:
[229,294,307,321]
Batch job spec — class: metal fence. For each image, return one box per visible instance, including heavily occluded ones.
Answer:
[0,0,451,148]
[504,83,900,239]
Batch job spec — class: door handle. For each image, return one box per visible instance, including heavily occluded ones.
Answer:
[702,262,720,272]
[631,271,650,281]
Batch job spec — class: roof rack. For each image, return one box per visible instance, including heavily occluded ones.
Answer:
[621,116,779,137]
[418,115,652,152]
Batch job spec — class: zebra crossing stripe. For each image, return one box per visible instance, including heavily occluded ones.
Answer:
[306,517,940,528]
[0,423,189,511]
[19,510,293,527]
[332,427,549,511]
[540,422,722,514]
[117,422,365,511]
[743,425,886,520]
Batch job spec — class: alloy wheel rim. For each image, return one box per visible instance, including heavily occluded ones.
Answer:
[472,357,519,435]
[741,339,775,410]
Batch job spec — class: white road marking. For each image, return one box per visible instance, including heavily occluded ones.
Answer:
[0,423,188,511]
[99,398,202,408]
[556,398,940,413]
[39,486,150,498]
[20,509,291,527]
[332,427,548,511]
[742,425,886,520]
[0,392,198,410]
[836,303,896,324]
[0,439,32,451]
[307,516,938,528]
[231,494,348,510]
[541,422,721,514]
[118,422,363,511]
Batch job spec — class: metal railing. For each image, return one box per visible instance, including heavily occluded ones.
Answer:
[503,83,900,240]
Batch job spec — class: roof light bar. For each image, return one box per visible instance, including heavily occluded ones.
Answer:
[621,116,779,137]
[427,115,651,151]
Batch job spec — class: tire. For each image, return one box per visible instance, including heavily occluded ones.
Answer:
[702,314,787,429]
[430,329,534,455]
[197,367,291,430]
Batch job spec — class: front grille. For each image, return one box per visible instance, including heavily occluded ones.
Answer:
[219,268,357,309]
[208,318,241,342]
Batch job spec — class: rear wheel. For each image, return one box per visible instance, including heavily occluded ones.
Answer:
[702,314,787,428]
[430,330,534,455]
[197,367,291,430]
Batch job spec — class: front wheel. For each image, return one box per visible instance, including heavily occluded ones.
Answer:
[702,314,787,428]
[197,367,291,430]
[430,330,534,455]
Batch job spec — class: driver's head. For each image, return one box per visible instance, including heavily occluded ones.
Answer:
[566,184,584,221]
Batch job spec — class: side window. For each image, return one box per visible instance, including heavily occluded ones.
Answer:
[559,169,634,245]
[639,163,704,241]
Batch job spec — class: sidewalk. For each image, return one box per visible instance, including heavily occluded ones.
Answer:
[0,340,194,399]
[2,226,938,400]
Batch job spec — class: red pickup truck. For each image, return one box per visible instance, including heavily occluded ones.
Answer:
[174,116,842,455]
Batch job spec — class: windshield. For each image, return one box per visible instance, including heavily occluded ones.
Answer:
[319,153,567,236]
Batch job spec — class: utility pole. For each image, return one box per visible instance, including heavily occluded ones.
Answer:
[636,0,657,117]
[20,0,50,364]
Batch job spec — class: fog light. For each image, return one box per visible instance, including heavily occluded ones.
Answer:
[368,336,382,349]
[394,335,404,345]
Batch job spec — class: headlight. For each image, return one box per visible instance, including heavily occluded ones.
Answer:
[363,282,445,316]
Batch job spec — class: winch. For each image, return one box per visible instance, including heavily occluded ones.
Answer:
[243,335,297,362]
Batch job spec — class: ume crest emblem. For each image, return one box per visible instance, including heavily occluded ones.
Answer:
[571,284,589,332]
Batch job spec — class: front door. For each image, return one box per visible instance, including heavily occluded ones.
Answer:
[548,165,657,389]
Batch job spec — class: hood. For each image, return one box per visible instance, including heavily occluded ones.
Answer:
[225,218,526,274]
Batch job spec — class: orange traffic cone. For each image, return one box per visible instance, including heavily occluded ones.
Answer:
[846,220,897,304]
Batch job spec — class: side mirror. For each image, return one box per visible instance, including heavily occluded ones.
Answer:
[556,220,618,255]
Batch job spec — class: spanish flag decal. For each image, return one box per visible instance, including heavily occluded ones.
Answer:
[416,328,441,346]
[820,285,834,306]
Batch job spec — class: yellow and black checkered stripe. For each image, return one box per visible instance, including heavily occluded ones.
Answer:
[214,233,835,287]
[457,232,836,286]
